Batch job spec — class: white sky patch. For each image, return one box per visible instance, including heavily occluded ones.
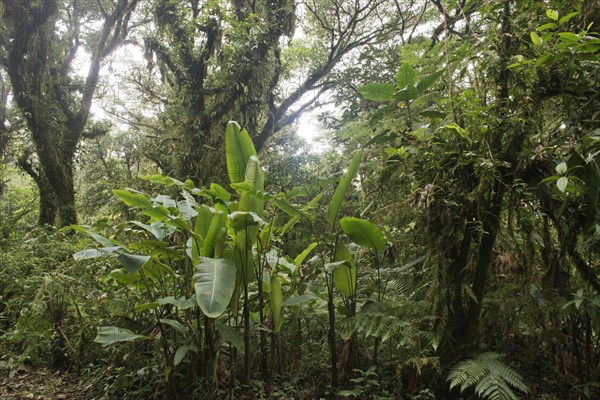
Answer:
[296,108,331,154]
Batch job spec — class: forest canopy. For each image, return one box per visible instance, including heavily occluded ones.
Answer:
[1,1,599,399]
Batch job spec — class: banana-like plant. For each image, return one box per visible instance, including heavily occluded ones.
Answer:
[72,121,271,387]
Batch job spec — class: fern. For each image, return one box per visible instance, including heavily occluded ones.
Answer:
[355,311,416,343]
[447,352,529,400]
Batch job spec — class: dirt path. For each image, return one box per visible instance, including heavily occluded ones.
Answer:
[0,368,89,400]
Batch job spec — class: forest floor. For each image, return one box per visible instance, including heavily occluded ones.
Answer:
[0,367,88,400]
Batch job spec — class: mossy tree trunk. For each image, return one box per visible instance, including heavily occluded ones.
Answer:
[1,0,138,227]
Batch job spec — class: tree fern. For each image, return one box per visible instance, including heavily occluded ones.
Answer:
[447,352,529,400]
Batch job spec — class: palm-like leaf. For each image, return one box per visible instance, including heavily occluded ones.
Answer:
[225,121,257,184]
[340,217,386,253]
[193,257,237,318]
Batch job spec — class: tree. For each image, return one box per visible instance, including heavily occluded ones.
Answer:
[357,0,600,395]
[0,0,138,226]
[126,0,409,184]
[0,69,8,196]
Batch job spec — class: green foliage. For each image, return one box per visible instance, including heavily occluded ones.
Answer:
[340,217,386,253]
[193,257,237,318]
[4,3,600,399]
[225,121,258,185]
[328,150,363,226]
[94,326,147,344]
[447,353,529,400]
[333,263,357,297]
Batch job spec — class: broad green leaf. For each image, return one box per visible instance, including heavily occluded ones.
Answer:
[94,326,146,344]
[273,198,304,217]
[325,260,347,274]
[335,242,353,262]
[216,321,244,353]
[294,242,318,269]
[135,301,159,311]
[73,246,121,261]
[340,217,386,253]
[530,31,542,46]
[110,270,141,284]
[244,155,264,191]
[359,83,395,101]
[195,206,213,239]
[278,257,296,273]
[232,244,252,307]
[280,193,321,235]
[117,253,151,274]
[328,150,363,226]
[537,22,557,31]
[142,205,170,221]
[535,54,552,66]
[271,275,283,333]
[421,110,447,119]
[395,62,417,90]
[369,104,397,124]
[201,208,227,258]
[304,193,324,211]
[226,121,257,184]
[72,226,114,247]
[159,318,188,334]
[157,296,196,309]
[546,9,558,21]
[264,249,295,273]
[167,216,192,234]
[282,294,318,307]
[395,87,418,102]
[192,206,213,264]
[558,32,579,43]
[239,190,264,217]
[230,182,255,193]
[229,211,265,231]
[130,221,168,240]
[559,11,579,25]
[174,345,197,366]
[177,191,198,220]
[333,264,357,297]
[445,123,471,144]
[557,176,569,192]
[193,257,237,318]
[236,190,263,259]
[153,194,177,208]
[113,189,151,209]
[209,183,231,202]
[281,215,300,235]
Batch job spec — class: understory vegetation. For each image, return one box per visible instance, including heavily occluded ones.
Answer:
[1,1,600,399]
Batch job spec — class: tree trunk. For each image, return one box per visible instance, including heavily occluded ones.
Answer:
[38,173,59,226]
[51,163,77,227]
[17,156,58,226]
[34,143,77,227]
[0,73,8,197]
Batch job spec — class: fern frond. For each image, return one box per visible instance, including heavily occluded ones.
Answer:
[447,352,529,400]
[477,374,517,400]
[355,311,414,343]
[385,277,411,298]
